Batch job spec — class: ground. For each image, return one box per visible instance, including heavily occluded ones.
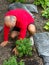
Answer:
[0,0,48,65]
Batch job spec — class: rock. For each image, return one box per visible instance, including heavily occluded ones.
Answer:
[8,2,38,13]
[43,56,49,65]
[33,32,49,65]
[8,2,24,10]
[24,4,38,13]
[44,62,49,65]
[0,26,3,33]
[8,2,34,17]
[43,56,49,63]
[8,2,39,18]
[33,32,49,56]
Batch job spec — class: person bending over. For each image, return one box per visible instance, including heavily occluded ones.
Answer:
[0,8,36,54]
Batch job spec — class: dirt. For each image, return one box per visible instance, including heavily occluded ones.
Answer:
[0,0,48,65]
[25,59,39,65]
[34,6,48,33]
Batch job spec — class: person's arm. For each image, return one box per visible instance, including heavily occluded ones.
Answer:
[0,24,10,47]
[18,28,27,39]
[4,24,10,41]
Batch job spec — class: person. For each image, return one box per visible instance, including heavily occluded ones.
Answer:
[0,8,36,54]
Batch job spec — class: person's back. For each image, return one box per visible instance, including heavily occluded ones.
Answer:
[5,8,34,27]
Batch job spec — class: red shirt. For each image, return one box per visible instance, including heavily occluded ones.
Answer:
[4,8,34,41]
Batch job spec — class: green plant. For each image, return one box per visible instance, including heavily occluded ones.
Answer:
[34,0,49,9]
[8,0,25,3]
[8,0,15,3]
[34,0,49,19]
[3,56,18,65]
[3,56,25,65]
[42,8,49,18]
[19,60,25,65]
[16,38,32,57]
[16,0,25,3]
[43,21,49,30]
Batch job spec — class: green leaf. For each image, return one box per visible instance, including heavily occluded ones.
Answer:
[3,60,8,65]
[15,38,33,57]
[34,0,49,9]
[43,25,49,30]
[42,8,49,18]
[19,53,23,57]
[28,52,32,56]
[3,56,25,65]
[19,60,25,65]
[46,22,49,26]
[3,56,18,65]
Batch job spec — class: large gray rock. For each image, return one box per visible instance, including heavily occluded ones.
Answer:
[8,2,34,17]
[8,2,25,10]
[43,56,49,63]
[33,32,49,56]
[8,2,38,13]
[8,2,38,18]
[24,4,38,13]
[44,63,49,65]
[43,56,49,65]
[33,32,49,65]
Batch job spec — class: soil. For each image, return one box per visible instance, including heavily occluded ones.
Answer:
[0,0,48,65]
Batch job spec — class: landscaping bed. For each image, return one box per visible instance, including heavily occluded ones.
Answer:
[0,0,48,65]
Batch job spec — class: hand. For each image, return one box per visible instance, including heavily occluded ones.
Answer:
[0,41,9,47]
[12,47,19,55]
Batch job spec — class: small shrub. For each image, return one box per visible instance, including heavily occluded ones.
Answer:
[43,21,49,30]
[16,38,33,57]
[42,8,49,18]
[3,56,25,65]
[34,0,49,9]
[19,60,25,65]
[3,56,18,65]
[34,0,49,19]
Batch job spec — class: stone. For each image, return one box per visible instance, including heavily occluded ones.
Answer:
[8,2,34,17]
[8,2,38,13]
[0,26,3,32]
[43,56,49,63]
[44,62,49,65]
[33,32,49,56]
[8,2,24,10]
[43,56,49,65]
[33,32,49,65]
[8,2,38,18]
[24,4,38,13]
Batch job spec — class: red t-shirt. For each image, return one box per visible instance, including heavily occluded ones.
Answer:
[4,8,34,41]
